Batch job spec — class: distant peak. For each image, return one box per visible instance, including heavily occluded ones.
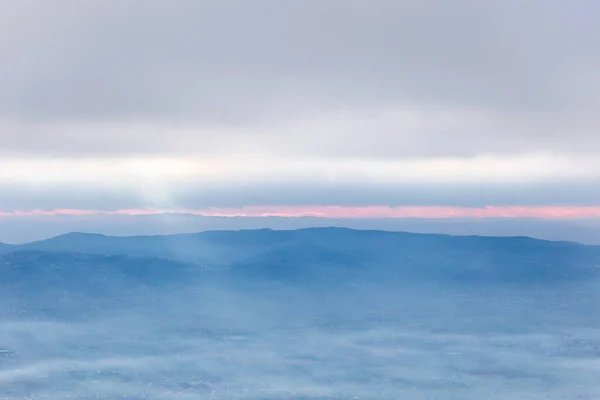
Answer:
[29,232,110,244]
[60,232,107,238]
[299,226,356,231]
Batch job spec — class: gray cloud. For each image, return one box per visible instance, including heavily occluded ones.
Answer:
[1,0,600,158]
[3,180,600,211]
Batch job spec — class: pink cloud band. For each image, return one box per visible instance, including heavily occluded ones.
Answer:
[2,206,600,219]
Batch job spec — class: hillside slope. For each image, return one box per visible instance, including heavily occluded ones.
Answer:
[4,228,600,284]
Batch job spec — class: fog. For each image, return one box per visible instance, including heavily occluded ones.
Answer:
[2,268,600,399]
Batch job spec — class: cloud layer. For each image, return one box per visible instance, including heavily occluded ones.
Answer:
[2,0,600,210]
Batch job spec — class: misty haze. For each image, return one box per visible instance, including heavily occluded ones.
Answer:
[2,228,600,399]
[3,0,600,398]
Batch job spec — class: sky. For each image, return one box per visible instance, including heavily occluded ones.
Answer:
[2,0,600,237]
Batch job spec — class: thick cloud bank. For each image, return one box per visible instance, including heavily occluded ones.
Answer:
[2,1,600,212]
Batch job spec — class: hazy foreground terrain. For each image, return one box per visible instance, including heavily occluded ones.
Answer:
[1,228,600,399]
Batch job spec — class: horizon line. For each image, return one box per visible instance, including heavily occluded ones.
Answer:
[3,205,600,219]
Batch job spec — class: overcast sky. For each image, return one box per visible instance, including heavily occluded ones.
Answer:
[2,0,600,219]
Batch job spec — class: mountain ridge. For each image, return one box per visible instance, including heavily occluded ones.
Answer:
[14,227,593,247]
[2,228,599,286]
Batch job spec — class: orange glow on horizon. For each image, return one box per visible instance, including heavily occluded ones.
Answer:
[2,206,600,219]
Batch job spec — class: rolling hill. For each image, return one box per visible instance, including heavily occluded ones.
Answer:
[2,228,600,285]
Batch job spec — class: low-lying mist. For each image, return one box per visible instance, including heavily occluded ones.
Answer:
[1,228,600,399]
